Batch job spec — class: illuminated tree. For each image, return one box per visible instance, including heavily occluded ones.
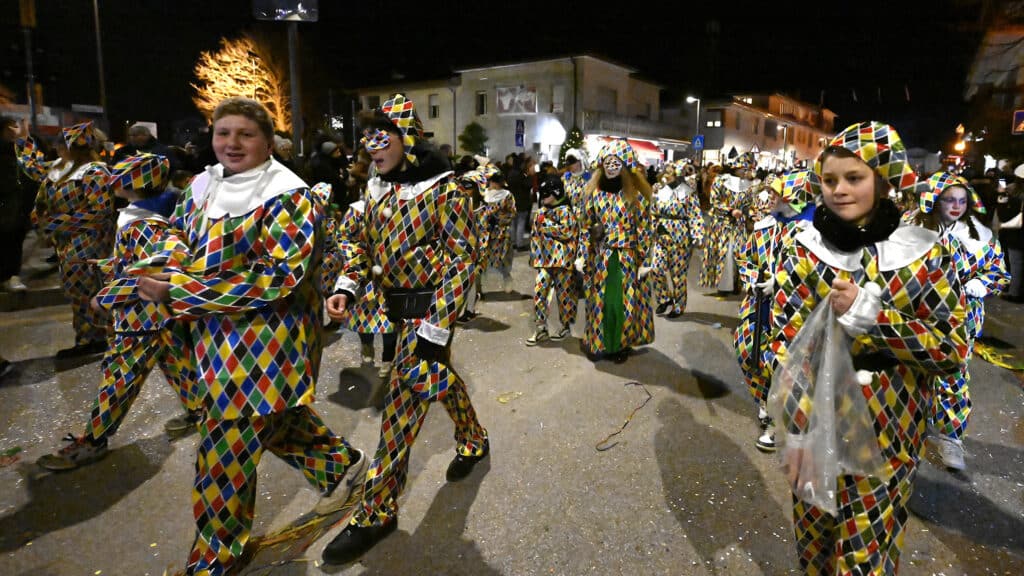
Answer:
[192,34,291,132]
[558,126,584,167]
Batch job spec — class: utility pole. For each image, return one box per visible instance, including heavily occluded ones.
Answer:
[92,0,108,128]
[19,0,37,135]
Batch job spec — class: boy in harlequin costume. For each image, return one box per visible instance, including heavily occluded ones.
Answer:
[474,170,517,296]
[700,152,754,291]
[135,98,367,576]
[526,174,578,345]
[733,169,817,453]
[561,147,591,213]
[573,139,655,363]
[15,120,115,357]
[335,177,398,379]
[36,153,200,471]
[323,94,489,564]
[651,159,705,318]
[311,182,344,299]
[913,172,1009,470]
[456,167,492,322]
[770,122,968,575]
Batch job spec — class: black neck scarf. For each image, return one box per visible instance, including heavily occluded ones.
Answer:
[813,198,901,252]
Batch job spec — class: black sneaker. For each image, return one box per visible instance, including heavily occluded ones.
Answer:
[655,302,670,315]
[446,439,490,482]
[666,309,683,319]
[165,409,203,434]
[550,325,571,341]
[321,518,398,565]
[0,360,14,381]
[457,310,478,324]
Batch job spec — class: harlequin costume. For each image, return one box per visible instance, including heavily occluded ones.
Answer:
[733,169,816,451]
[917,172,1009,469]
[575,139,655,361]
[527,174,578,344]
[651,159,705,317]
[474,172,516,283]
[312,182,344,295]
[36,154,199,472]
[153,153,365,576]
[770,122,968,575]
[336,178,397,375]
[324,94,488,565]
[17,121,115,351]
[562,147,591,212]
[699,152,754,290]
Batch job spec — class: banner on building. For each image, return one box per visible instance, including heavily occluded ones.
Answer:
[497,86,538,115]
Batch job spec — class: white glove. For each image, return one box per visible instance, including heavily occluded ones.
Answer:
[638,266,652,279]
[754,276,775,293]
[574,258,585,274]
[964,278,987,298]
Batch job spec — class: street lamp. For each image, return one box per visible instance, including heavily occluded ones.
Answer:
[686,96,701,137]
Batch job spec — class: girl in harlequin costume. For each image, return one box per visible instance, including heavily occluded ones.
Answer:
[574,139,655,363]
[36,153,201,472]
[733,169,817,453]
[912,172,1009,471]
[770,122,968,575]
[700,152,754,292]
[526,173,578,345]
[135,98,367,576]
[335,178,398,379]
[15,120,115,357]
[475,170,517,296]
[651,159,705,318]
[323,94,489,565]
[561,147,591,213]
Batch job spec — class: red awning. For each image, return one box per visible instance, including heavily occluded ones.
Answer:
[596,136,663,158]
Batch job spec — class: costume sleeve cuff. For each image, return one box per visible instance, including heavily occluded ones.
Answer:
[417,321,450,346]
[335,275,358,296]
[838,283,882,337]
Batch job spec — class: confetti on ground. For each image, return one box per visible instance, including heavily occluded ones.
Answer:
[975,341,1024,372]
[497,391,523,404]
[0,446,23,468]
[596,381,653,451]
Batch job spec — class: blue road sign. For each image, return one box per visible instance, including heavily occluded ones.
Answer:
[693,134,704,151]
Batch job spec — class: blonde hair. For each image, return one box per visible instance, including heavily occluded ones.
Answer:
[212,97,275,141]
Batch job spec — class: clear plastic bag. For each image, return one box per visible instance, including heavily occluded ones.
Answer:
[767,300,886,516]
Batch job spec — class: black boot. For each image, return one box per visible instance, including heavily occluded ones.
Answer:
[446,439,490,482]
[322,519,397,565]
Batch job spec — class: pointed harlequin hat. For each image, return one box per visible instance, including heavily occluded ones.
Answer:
[729,151,756,172]
[63,121,96,149]
[458,169,489,192]
[594,139,637,171]
[108,153,169,192]
[920,171,985,215]
[479,164,501,179]
[770,169,818,212]
[310,182,333,207]
[815,121,918,197]
[379,93,424,165]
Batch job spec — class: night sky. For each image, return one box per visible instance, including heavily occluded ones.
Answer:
[1,0,984,150]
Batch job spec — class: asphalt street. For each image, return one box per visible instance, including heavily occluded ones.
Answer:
[0,250,1022,575]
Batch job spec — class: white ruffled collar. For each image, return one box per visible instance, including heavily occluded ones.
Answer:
[484,188,511,203]
[394,171,452,200]
[944,215,993,253]
[190,158,307,222]
[795,223,939,272]
[117,205,168,229]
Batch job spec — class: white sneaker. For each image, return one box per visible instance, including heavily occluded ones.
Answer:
[360,343,374,365]
[526,329,549,346]
[934,435,966,471]
[757,405,770,431]
[3,276,27,292]
[315,448,369,515]
[755,424,777,453]
[377,361,392,379]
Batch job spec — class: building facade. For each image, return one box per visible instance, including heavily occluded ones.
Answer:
[700,94,837,169]
[354,55,691,166]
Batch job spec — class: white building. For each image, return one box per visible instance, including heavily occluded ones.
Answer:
[353,55,691,166]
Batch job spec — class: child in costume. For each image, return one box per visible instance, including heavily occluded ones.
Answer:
[651,159,705,318]
[457,167,493,322]
[913,172,1009,470]
[16,120,115,357]
[36,153,200,472]
[136,98,367,576]
[733,169,816,453]
[323,94,488,565]
[770,122,968,575]
[475,171,516,296]
[700,153,754,292]
[574,139,655,363]
[526,174,578,345]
